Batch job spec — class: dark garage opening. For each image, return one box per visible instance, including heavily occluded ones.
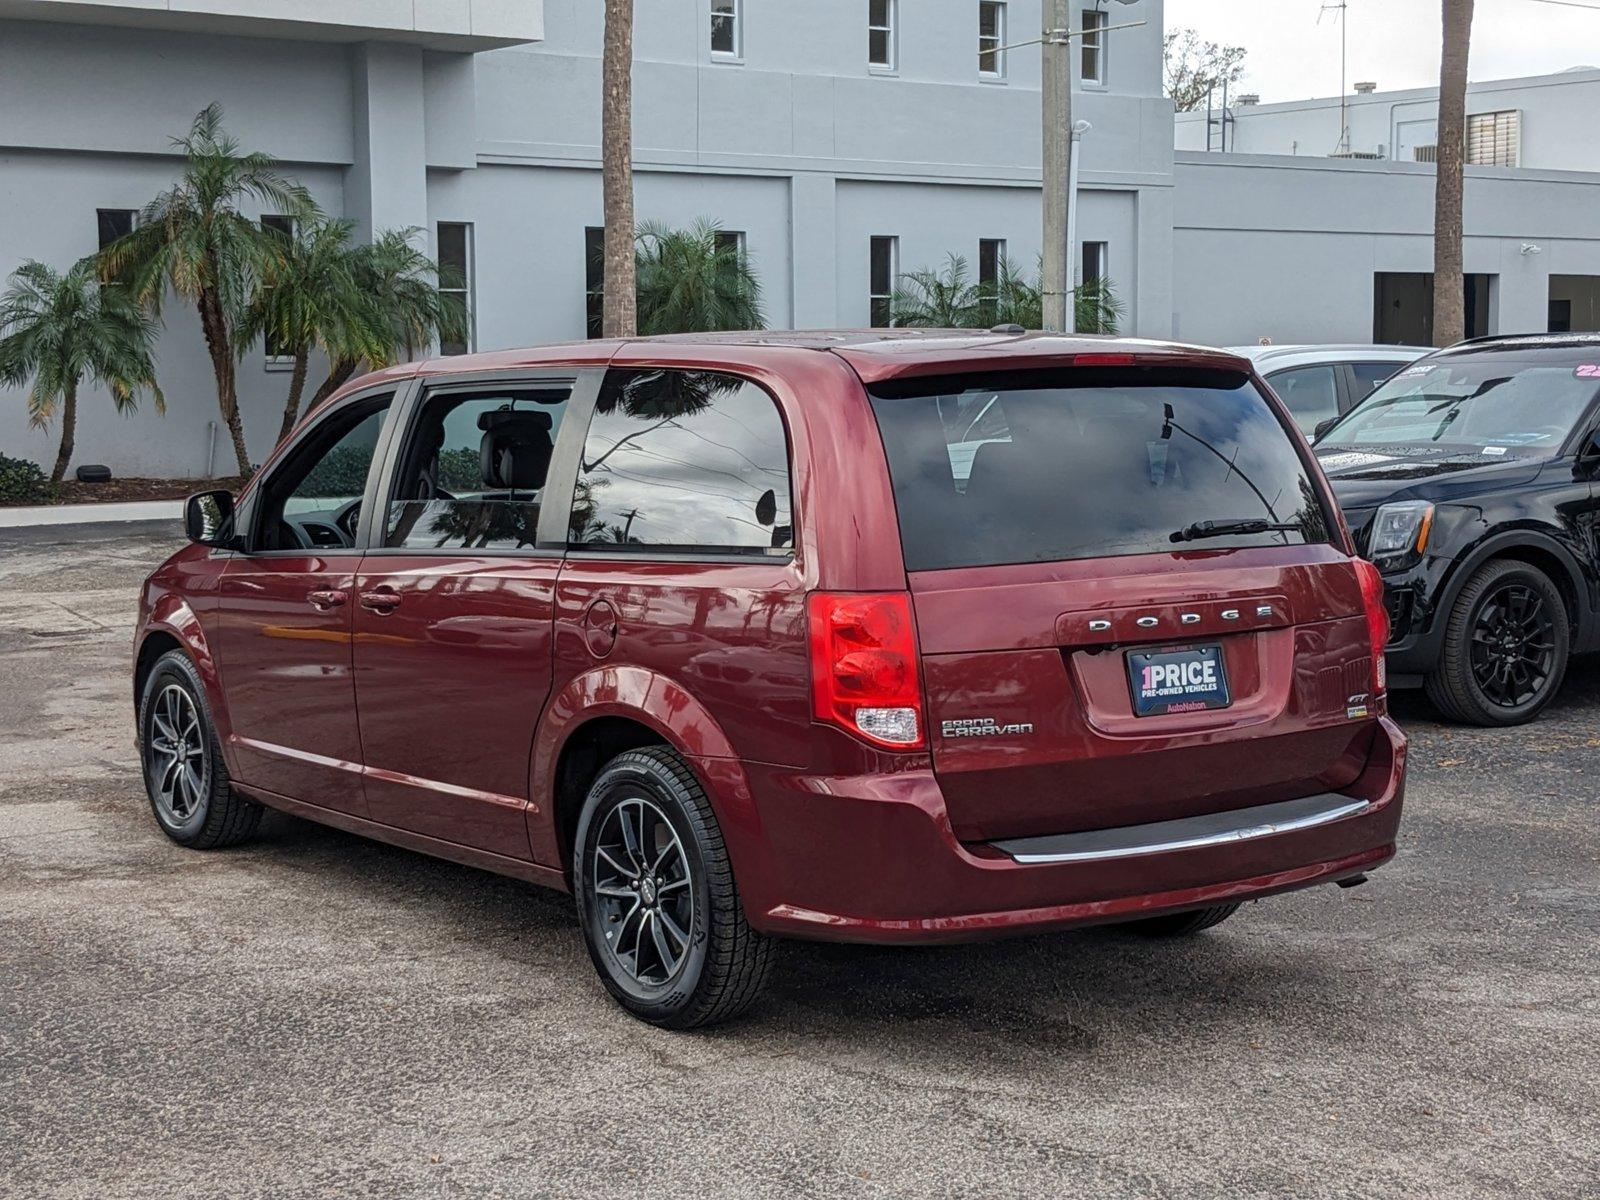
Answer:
[1374,272,1494,345]
[1549,275,1600,333]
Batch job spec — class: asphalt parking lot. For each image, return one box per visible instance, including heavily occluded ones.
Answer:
[1,522,1596,1200]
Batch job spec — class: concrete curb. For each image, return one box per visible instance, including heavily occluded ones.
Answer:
[0,499,184,529]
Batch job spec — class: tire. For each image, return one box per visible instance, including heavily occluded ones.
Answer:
[137,649,262,849]
[573,747,775,1029]
[1424,559,1570,727]
[1124,903,1241,938]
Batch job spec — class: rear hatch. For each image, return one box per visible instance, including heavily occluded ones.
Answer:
[866,360,1379,843]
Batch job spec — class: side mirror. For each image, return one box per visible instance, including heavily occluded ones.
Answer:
[1312,417,1338,443]
[185,489,239,549]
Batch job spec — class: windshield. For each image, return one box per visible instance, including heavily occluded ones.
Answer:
[869,368,1333,572]
[1319,355,1600,455]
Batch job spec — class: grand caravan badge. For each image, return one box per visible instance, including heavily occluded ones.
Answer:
[941,717,1036,738]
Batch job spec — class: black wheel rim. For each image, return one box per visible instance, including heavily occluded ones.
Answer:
[590,797,694,988]
[147,683,208,827]
[1468,583,1557,709]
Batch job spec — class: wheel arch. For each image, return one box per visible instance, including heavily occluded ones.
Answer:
[1435,529,1591,647]
[530,665,754,879]
[135,599,234,750]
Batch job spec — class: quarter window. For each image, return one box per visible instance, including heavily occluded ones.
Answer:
[978,1,1006,77]
[711,0,741,57]
[869,0,896,70]
[385,386,571,552]
[1081,9,1107,84]
[570,369,794,556]
[870,236,898,328]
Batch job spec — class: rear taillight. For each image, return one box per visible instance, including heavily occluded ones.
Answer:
[808,592,926,750]
[1354,558,1390,696]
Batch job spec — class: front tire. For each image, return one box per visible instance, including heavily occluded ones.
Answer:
[573,747,775,1029]
[1424,559,1569,727]
[137,649,262,848]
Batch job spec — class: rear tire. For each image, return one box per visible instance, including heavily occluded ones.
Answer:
[573,747,775,1029]
[137,649,262,849]
[1125,903,1241,937]
[1424,559,1569,727]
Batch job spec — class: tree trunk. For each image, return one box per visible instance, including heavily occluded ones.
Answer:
[601,0,637,338]
[310,359,359,411]
[277,348,310,446]
[50,382,77,484]
[1432,0,1474,347]
[197,283,251,475]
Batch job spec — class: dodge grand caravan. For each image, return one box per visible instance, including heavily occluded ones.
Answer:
[134,331,1407,1028]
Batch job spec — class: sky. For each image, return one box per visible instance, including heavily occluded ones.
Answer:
[1164,0,1600,103]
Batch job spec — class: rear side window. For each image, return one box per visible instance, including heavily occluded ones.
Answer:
[870,368,1333,571]
[569,369,794,555]
[1350,361,1409,402]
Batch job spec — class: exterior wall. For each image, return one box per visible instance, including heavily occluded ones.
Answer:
[1175,68,1600,171]
[0,1,1178,478]
[1172,152,1600,346]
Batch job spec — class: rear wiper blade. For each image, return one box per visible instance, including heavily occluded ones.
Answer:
[1171,518,1301,543]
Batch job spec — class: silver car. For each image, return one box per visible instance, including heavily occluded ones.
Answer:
[1232,344,1430,437]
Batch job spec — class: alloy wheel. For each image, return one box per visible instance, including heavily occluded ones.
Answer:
[1468,582,1557,709]
[147,683,208,826]
[590,797,694,988]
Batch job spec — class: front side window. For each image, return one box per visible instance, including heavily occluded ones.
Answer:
[1319,355,1600,455]
[869,0,896,69]
[870,236,898,328]
[385,386,571,552]
[570,369,793,556]
[711,0,740,57]
[870,369,1332,571]
[255,395,393,552]
[978,1,1006,76]
[1268,365,1341,435]
[1081,8,1107,84]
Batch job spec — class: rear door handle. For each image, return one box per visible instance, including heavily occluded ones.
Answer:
[359,588,402,614]
[307,589,347,611]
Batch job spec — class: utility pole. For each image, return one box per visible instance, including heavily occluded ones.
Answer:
[1041,0,1073,333]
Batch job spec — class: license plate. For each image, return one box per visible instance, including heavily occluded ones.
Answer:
[1127,644,1231,717]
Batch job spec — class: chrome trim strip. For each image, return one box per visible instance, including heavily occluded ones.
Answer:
[995,798,1373,865]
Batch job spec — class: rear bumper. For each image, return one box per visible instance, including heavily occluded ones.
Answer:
[707,716,1406,945]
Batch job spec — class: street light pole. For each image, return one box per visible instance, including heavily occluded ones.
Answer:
[1041,0,1073,333]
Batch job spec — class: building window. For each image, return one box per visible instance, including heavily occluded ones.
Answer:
[1081,241,1108,287]
[870,236,898,328]
[711,0,741,58]
[96,209,136,252]
[586,226,606,340]
[260,215,296,362]
[1466,110,1520,167]
[978,239,1007,290]
[437,222,474,356]
[1081,8,1107,84]
[869,0,896,70]
[714,229,747,259]
[978,2,1006,77]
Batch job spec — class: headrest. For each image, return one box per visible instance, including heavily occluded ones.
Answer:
[479,409,554,491]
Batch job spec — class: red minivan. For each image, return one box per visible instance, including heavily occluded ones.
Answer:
[134,331,1406,1027]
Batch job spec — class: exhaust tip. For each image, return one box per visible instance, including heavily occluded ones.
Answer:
[1335,873,1369,890]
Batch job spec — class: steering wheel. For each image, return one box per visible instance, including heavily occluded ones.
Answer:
[334,498,362,541]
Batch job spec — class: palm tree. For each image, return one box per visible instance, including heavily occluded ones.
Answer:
[0,259,164,483]
[102,103,316,475]
[635,220,766,334]
[1432,0,1475,347]
[1073,277,1125,335]
[602,0,637,337]
[306,230,467,411]
[892,254,982,328]
[238,218,383,446]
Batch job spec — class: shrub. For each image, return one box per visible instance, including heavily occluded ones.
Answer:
[0,452,53,504]
[298,444,374,498]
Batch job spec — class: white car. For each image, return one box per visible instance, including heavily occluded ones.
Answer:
[1231,344,1430,437]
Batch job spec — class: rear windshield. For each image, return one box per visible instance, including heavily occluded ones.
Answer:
[869,368,1333,572]
[1318,354,1600,456]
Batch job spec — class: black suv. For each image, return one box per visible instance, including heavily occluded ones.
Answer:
[1314,334,1600,726]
